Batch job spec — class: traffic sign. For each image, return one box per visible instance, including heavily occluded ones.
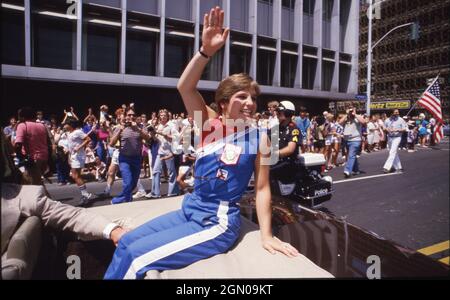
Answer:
[355,94,367,101]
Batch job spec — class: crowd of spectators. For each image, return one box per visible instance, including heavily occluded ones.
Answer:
[2,102,446,205]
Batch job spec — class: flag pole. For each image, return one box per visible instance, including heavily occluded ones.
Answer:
[405,72,441,118]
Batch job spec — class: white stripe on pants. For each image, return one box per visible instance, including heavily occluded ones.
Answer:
[383,136,402,171]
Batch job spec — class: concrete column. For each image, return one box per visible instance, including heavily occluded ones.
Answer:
[158,0,166,77]
[314,0,323,90]
[249,0,258,79]
[120,0,127,74]
[24,0,31,66]
[222,0,230,78]
[348,0,360,94]
[75,0,83,70]
[330,0,340,92]
[273,0,282,87]
[193,0,200,54]
[294,0,303,89]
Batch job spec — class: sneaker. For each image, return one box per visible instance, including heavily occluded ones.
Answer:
[344,171,351,178]
[167,193,179,197]
[132,191,147,199]
[382,168,390,174]
[145,193,161,199]
[352,171,361,175]
[356,155,361,158]
[407,149,414,153]
[395,169,404,174]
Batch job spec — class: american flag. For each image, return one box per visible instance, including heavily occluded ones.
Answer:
[417,78,444,143]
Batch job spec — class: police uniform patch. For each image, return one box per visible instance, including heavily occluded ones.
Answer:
[216,168,229,180]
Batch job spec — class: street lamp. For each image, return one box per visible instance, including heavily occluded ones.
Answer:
[365,0,419,116]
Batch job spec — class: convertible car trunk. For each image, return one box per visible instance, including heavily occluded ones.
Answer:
[82,196,333,279]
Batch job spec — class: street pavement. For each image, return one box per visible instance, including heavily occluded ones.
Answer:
[45,138,449,258]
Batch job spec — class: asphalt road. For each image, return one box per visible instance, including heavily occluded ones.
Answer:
[46,138,449,254]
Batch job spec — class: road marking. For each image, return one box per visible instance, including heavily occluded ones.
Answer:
[417,240,450,256]
[438,257,449,265]
[334,173,401,184]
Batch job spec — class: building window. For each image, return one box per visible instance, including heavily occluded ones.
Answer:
[322,0,333,49]
[127,0,158,15]
[281,53,298,88]
[230,0,249,32]
[230,44,251,75]
[322,60,334,91]
[257,0,273,37]
[257,48,276,86]
[202,47,223,81]
[282,0,295,41]
[302,56,317,89]
[200,0,222,22]
[126,13,159,76]
[303,0,315,14]
[303,0,315,45]
[164,35,193,78]
[166,0,192,21]
[84,0,121,8]
[340,0,350,52]
[339,64,351,93]
[82,3,121,73]
[1,0,25,65]
[31,0,76,69]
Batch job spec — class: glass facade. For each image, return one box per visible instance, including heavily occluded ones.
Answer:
[164,35,193,78]
[303,0,315,45]
[1,0,358,97]
[322,60,334,91]
[282,0,295,41]
[126,12,159,76]
[31,0,76,69]
[1,0,25,65]
[258,0,273,37]
[322,0,333,49]
[82,3,121,73]
[230,44,251,75]
[257,48,275,86]
[303,57,317,89]
[281,53,298,88]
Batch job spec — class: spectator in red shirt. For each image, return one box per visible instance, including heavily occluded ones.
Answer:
[15,107,49,187]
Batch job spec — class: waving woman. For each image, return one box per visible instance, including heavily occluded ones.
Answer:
[104,7,298,280]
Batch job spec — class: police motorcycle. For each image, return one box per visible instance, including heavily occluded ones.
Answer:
[268,101,333,208]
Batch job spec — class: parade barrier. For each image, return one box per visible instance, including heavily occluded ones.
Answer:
[88,196,333,279]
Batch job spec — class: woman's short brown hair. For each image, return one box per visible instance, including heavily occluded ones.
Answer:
[215,73,260,114]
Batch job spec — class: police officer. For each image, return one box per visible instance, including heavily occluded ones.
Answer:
[271,100,302,182]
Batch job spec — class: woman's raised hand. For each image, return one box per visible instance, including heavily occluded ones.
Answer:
[201,6,230,57]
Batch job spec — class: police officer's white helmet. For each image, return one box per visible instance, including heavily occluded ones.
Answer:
[279,100,296,115]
